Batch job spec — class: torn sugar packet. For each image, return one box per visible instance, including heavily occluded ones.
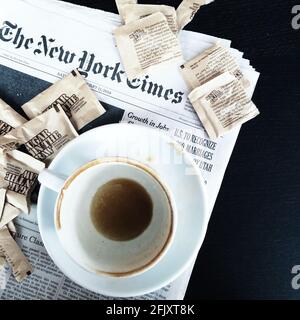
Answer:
[0,106,78,164]
[0,99,27,137]
[0,150,45,213]
[115,0,138,22]
[122,4,178,34]
[114,12,182,80]
[180,43,249,90]
[0,202,21,230]
[176,0,214,30]
[0,226,32,282]
[188,72,259,140]
[21,69,106,130]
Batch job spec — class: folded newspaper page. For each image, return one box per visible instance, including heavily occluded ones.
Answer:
[0,0,259,300]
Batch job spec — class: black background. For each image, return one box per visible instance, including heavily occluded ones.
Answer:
[2,0,300,299]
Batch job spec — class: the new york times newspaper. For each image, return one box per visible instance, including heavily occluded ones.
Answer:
[0,0,259,300]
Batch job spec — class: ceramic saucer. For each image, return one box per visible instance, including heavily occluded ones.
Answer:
[37,123,208,297]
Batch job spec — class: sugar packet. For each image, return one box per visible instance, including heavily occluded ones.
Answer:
[114,12,182,80]
[0,188,21,229]
[0,226,32,282]
[180,43,249,90]
[0,203,20,230]
[122,4,178,34]
[0,106,78,163]
[0,150,45,213]
[188,72,260,139]
[176,0,214,30]
[21,69,106,130]
[115,0,137,22]
[0,99,26,136]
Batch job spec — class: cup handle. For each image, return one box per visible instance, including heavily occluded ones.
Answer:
[38,169,67,193]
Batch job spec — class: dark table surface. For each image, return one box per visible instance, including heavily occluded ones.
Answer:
[2,0,300,300]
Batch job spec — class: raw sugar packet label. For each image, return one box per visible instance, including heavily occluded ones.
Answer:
[21,69,106,130]
[0,226,32,282]
[0,150,45,213]
[122,4,178,34]
[0,106,78,163]
[188,72,259,139]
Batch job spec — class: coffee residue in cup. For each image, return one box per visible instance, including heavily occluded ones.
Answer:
[90,178,153,241]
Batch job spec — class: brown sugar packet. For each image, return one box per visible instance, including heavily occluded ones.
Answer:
[0,189,19,232]
[114,12,182,80]
[0,226,32,282]
[0,190,20,264]
[115,0,137,22]
[21,69,106,130]
[0,150,45,213]
[1,221,18,265]
[0,189,18,245]
[0,99,27,137]
[0,203,21,230]
[180,43,248,90]
[188,72,259,140]
[0,106,78,164]
[176,0,214,30]
[122,4,178,34]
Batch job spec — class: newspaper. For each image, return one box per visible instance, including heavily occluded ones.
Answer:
[0,0,259,300]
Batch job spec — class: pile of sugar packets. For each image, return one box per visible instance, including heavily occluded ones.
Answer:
[114,0,260,139]
[0,70,106,282]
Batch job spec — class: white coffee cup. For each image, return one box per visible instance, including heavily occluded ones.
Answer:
[38,157,177,278]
